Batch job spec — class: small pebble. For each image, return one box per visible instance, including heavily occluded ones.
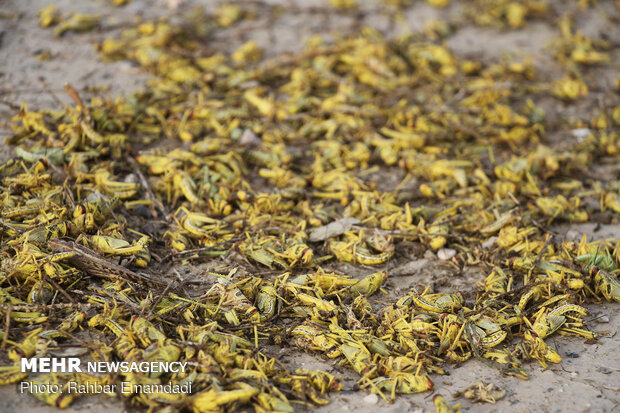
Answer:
[565,230,581,241]
[584,198,601,211]
[437,248,456,260]
[565,352,579,358]
[85,192,107,202]
[482,236,498,249]
[596,315,610,323]
[141,222,156,234]
[570,371,578,378]
[571,128,591,140]
[424,250,436,259]
[124,173,138,184]
[239,129,261,146]
[363,394,379,404]
[239,80,261,89]
[133,204,152,219]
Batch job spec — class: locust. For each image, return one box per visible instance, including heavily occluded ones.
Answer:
[47,239,167,291]
[2,3,620,411]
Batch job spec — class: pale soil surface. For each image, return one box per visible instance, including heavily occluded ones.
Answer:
[0,0,619,412]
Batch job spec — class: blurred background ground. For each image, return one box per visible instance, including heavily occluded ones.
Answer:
[0,0,619,412]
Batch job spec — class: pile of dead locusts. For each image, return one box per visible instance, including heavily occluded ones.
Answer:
[1,2,620,412]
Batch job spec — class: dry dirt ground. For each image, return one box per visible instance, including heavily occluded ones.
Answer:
[0,0,619,412]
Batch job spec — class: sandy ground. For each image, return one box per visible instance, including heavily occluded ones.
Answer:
[0,0,619,412]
